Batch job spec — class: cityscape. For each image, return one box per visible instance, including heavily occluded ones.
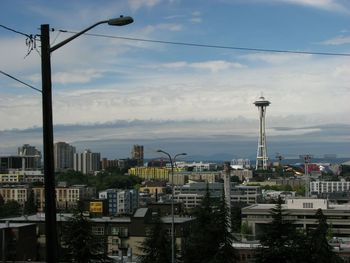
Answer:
[1,0,350,263]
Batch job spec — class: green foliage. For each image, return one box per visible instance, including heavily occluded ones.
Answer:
[256,203,344,263]
[240,221,252,237]
[56,169,142,191]
[0,200,21,218]
[210,190,238,263]
[23,190,37,215]
[256,196,303,263]
[138,212,171,263]
[231,206,242,233]
[230,176,241,183]
[61,207,107,263]
[183,186,237,263]
[307,209,343,263]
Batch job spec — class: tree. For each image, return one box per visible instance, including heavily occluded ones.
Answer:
[256,196,300,263]
[61,203,106,263]
[183,185,238,263]
[24,190,37,215]
[308,209,343,263]
[210,190,238,263]
[0,200,21,218]
[183,184,218,263]
[138,212,171,263]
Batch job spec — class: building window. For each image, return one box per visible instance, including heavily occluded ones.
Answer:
[111,227,119,235]
[303,203,313,209]
[112,238,119,245]
[92,226,104,235]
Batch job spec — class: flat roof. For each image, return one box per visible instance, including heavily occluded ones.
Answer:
[133,208,148,218]
[0,222,36,229]
[0,213,131,223]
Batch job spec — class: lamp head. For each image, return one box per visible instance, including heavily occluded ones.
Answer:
[108,16,134,26]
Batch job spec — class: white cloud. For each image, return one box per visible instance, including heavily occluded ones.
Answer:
[128,0,162,11]
[242,53,312,64]
[150,60,245,72]
[190,60,245,72]
[52,69,104,85]
[321,35,350,45]
[263,0,349,13]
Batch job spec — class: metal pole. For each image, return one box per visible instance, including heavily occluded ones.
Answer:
[170,156,175,263]
[41,24,59,263]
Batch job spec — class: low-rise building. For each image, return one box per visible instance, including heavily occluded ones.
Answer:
[310,180,350,195]
[0,173,24,183]
[99,189,139,216]
[0,208,195,260]
[0,222,37,261]
[33,184,96,211]
[242,198,350,239]
[174,182,262,209]
[0,185,30,206]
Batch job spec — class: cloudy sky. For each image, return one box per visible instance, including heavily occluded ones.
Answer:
[1,0,350,160]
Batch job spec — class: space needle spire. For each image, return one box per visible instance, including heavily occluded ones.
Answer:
[254,96,270,170]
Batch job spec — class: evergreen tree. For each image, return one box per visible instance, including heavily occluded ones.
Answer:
[256,196,298,263]
[183,184,218,263]
[308,209,343,263]
[210,190,238,263]
[0,200,21,218]
[138,212,171,263]
[183,185,238,263]
[23,190,37,215]
[61,204,106,263]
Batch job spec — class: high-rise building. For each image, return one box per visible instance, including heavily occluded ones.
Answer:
[254,96,270,170]
[54,142,76,171]
[74,149,101,174]
[131,145,144,166]
[17,144,42,168]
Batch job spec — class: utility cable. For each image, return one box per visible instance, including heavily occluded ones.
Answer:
[0,24,31,38]
[0,24,39,58]
[0,70,42,93]
[58,29,350,57]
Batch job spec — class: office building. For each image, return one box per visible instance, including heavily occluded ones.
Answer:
[174,182,262,209]
[310,180,350,195]
[242,198,350,238]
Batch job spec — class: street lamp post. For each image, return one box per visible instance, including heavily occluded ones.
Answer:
[40,16,133,263]
[157,150,187,263]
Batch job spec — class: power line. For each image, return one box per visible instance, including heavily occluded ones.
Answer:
[0,24,31,38]
[0,70,41,93]
[0,24,39,58]
[58,29,350,57]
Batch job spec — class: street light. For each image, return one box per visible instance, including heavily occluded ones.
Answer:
[40,16,133,263]
[156,150,187,263]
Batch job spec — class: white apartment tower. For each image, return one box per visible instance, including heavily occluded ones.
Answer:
[54,142,76,171]
[74,149,101,174]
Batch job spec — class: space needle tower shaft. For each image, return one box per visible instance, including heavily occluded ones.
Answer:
[254,96,270,170]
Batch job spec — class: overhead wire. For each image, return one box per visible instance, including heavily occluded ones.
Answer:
[57,29,350,57]
[0,70,42,93]
[0,24,31,38]
[0,24,39,58]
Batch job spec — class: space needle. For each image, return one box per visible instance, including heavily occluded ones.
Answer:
[254,96,270,170]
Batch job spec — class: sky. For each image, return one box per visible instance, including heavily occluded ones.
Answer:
[0,0,350,160]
